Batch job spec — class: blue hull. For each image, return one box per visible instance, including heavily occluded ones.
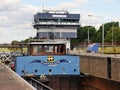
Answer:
[15,55,80,76]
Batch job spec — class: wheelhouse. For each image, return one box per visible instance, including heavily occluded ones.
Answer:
[28,40,69,56]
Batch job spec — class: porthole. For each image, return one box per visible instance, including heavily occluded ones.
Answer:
[35,69,38,72]
[74,69,76,72]
[49,69,52,72]
[21,70,24,73]
[62,68,65,71]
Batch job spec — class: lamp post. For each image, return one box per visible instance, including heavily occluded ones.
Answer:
[88,15,104,54]
[88,28,89,44]
[88,27,93,45]
[112,25,114,46]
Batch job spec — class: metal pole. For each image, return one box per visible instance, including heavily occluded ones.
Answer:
[112,26,113,46]
[88,15,104,54]
[88,28,89,44]
[102,22,104,54]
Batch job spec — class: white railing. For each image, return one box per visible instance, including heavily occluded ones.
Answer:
[33,22,79,26]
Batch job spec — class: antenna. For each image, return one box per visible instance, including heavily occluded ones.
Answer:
[42,4,44,11]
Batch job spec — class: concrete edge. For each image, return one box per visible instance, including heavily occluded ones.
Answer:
[5,65,37,90]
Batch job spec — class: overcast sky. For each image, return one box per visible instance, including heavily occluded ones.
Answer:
[0,0,120,43]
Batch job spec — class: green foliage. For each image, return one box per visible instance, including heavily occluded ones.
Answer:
[71,26,96,43]
[11,40,19,45]
[105,22,120,43]
[14,37,37,44]
[71,21,119,44]
[112,27,120,42]
[96,21,119,43]
[11,21,120,45]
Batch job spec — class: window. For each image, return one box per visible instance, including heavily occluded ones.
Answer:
[33,45,42,53]
[37,45,42,52]
[44,45,53,52]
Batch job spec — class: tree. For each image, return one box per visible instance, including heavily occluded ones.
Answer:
[11,40,19,45]
[20,36,37,43]
[71,26,96,44]
[105,27,120,44]
[96,21,119,43]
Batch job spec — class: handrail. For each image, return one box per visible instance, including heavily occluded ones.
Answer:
[30,78,53,90]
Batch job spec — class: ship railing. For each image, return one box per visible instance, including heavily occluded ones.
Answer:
[28,78,53,90]
[28,38,68,43]
[33,22,79,25]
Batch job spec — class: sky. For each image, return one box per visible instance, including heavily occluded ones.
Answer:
[0,0,120,43]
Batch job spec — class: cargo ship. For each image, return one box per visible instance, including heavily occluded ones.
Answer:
[15,10,81,90]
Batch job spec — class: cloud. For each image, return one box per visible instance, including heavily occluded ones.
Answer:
[112,17,120,23]
[0,3,39,43]
[0,0,21,11]
[103,0,113,3]
[79,10,105,29]
[53,0,87,10]
[0,28,6,34]
[0,16,8,25]
[19,5,40,13]
[0,16,8,21]
[58,2,76,9]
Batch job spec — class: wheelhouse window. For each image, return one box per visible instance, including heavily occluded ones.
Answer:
[33,45,42,54]
[29,44,66,55]
[44,45,53,53]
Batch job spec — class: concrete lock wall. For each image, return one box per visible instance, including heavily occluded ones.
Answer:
[80,54,120,81]
[111,57,120,81]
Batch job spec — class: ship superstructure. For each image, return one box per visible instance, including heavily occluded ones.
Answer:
[33,10,80,51]
[33,10,80,38]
